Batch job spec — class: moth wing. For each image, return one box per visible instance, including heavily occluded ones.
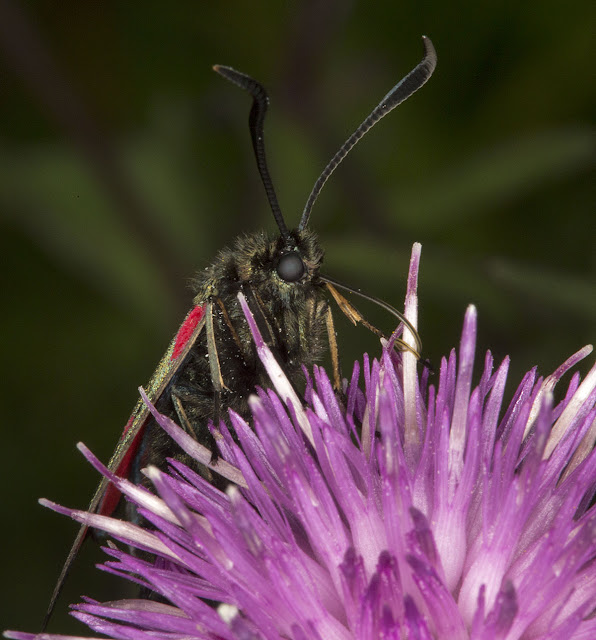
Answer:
[99,303,206,517]
[44,303,206,628]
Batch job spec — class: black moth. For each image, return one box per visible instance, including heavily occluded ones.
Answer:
[44,36,436,627]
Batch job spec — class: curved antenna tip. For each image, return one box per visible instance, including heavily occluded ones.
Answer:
[213,63,290,239]
[420,35,437,68]
[298,35,437,231]
[212,65,239,82]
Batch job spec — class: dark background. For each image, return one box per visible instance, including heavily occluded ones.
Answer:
[1,0,594,633]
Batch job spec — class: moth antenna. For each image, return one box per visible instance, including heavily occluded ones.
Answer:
[299,35,437,231]
[213,65,290,241]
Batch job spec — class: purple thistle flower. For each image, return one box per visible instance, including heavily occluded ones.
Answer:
[6,243,596,639]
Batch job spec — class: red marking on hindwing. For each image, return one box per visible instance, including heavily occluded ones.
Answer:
[99,415,144,517]
[171,304,205,360]
[98,304,204,517]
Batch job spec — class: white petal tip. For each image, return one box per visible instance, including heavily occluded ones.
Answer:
[247,393,262,410]
[218,603,239,623]
[226,485,240,499]
[143,465,162,481]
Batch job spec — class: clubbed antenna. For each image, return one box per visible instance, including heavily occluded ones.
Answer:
[213,65,290,240]
[298,36,437,231]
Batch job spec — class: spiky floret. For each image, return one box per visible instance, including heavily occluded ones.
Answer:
[6,244,596,640]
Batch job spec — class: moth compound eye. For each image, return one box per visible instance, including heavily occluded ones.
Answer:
[276,251,305,282]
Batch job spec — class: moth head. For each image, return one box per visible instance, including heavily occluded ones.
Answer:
[276,251,304,283]
[214,41,435,351]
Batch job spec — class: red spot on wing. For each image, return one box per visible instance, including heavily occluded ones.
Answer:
[171,304,205,360]
[98,304,205,517]
[98,415,144,517]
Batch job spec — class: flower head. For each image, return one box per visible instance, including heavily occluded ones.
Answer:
[6,244,596,639]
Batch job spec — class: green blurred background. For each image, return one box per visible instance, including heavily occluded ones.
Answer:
[1,0,594,632]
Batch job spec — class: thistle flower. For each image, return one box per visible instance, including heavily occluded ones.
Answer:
[6,243,596,639]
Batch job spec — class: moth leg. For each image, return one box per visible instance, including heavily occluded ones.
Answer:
[205,300,228,394]
[170,391,215,483]
[171,392,198,439]
[325,281,421,359]
[214,296,243,352]
[325,305,342,393]
[246,286,277,350]
[205,300,224,449]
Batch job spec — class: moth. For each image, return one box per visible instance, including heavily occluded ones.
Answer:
[44,36,436,626]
